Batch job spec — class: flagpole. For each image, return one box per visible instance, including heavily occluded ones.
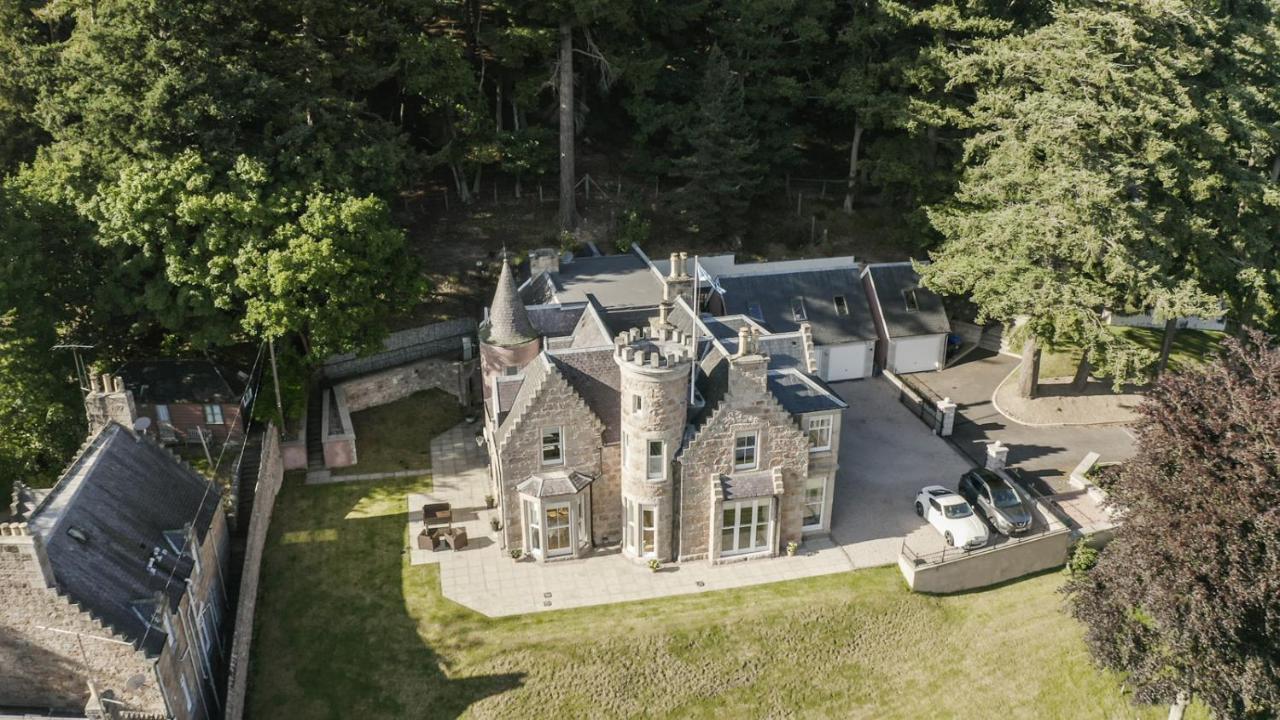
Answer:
[690,255,699,404]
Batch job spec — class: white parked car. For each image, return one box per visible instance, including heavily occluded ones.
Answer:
[914,485,989,550]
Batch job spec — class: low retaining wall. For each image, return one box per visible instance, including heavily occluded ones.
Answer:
[321,388,357,468]
[336,357,476,412]
[223,424,284,720]
[899,527,1073,593]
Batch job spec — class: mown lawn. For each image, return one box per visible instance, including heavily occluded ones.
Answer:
[246,474,1205,720]
[1039,327,1225,380]
[332,388,464,476]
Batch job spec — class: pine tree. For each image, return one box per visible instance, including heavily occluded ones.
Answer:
[673,47,762,243]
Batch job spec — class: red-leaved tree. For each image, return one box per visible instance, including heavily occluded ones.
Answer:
[1066,331,1280,719]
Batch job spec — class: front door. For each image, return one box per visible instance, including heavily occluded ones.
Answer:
[544,502,572,557]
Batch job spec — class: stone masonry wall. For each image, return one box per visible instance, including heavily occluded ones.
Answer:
[617,355,691,562]
[223,425,284,720]
[155,506,230,720]
[676,360,811,561]
[338,358,477,412]
[593,445,622,545]
[0,524,164,715]
[497,364,605,551]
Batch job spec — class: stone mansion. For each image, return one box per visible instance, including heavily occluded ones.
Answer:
[478,246,871,565]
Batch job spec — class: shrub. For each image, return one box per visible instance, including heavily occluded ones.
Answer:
[615,207,650,253]
[489,517,501,532]
[786,541,799,556]
[1067,539,1099,577]
[509,548,524,560]
[647,558,661,572]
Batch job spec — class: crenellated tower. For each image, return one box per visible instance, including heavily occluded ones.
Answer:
[613,303,694,562]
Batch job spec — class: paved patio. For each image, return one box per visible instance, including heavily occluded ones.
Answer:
[409,377,977,617]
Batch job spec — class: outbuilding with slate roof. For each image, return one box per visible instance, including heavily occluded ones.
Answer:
[861,262,952,374]
[0,422,229,720]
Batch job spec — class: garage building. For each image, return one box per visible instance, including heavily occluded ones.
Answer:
[710,268,877,382]
[861,262,951,374]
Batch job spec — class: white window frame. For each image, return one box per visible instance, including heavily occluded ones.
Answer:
[624,498,637,553]
[541,427,563,466]
[640,504,657,558]
[833,295,849,316]
[803,474,827,530]
[805,415,833,452]
[734,432,759,470]
[791,297,807,322]
[523,498,542,554]
[203,404,224,425]
[720,498,772,556]
[646,440,665,480]
[180,674,194,712]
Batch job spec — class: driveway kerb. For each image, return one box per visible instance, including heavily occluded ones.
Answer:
[989,363,1142,429]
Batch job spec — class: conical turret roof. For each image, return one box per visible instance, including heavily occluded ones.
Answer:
[483,256,537,346]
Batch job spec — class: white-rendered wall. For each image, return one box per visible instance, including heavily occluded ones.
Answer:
[887,334,947,374]
[820,341,874,381]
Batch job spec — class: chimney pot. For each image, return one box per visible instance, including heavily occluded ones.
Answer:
[100,373,113,393]
[679,252,689,277]
[668,253,679,279]
[113,376,125,393]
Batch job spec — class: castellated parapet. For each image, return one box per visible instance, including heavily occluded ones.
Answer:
[613,323,693,562]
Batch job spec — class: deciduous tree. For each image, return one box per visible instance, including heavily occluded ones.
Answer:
[1066,332,1280,719]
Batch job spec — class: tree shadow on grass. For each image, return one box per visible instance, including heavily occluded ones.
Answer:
[246,477,523,720]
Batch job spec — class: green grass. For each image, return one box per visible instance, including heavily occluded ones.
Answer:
[247,474,1205,720]
[1039,327,1225,380]
[332,389,464,476]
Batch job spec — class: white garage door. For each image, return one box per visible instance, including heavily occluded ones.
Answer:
[821,342,874,381]
[888,335,945,374]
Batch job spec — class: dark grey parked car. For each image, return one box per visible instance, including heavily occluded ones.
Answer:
[958,469,1033,536]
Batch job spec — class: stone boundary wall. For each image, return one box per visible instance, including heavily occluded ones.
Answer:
[336,357,477,412]
[223,424,284,720]
[321,319,476,381]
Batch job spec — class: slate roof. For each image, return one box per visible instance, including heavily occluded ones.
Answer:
[716,269,877,345]
[527,303,585,338]
[516,470,594,498]
[864,263,951,338]
[26,423,221,655]
[483,258,538,346]
[757,334,806,369]
[719,469,782,500]
[766,369,847,415]
[496,355,550,446]
[549,347,622,443]
[519,271,558,306]
[116,359,243,405]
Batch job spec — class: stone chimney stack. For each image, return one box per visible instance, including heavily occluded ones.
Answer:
[529,248,562,277]
[84,370,137,436]
[0,521,56,588]
[663,250,695,308]
[729,328,768,395]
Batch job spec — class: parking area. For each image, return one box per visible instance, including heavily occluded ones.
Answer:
[913,350,1136,494]
[827,377,975,565]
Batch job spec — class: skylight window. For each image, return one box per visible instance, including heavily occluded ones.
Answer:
[791,297,807,322]
[833,295,849,316]
[904,288,920,313]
